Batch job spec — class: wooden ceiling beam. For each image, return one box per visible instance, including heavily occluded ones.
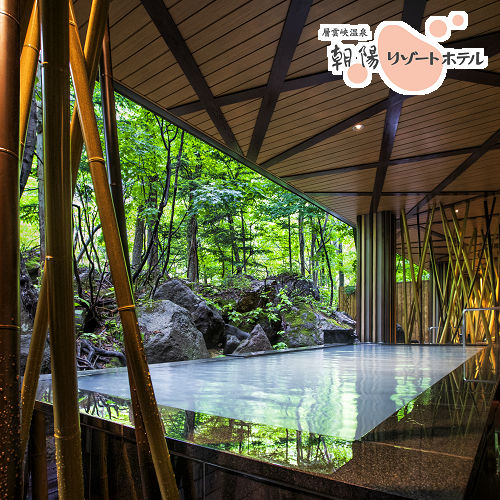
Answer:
[406,127,500,220]
[260,93,411,169]
[247,0,312,162]
[281,145,500,181]
[169,86,266,117]
[140,0,242,155]
[370,91,405,213]
[307,191,500,197]
[167,30,500,117]
[168,72,342,116]
[445,31,500,58]
[448,69,500,88]
[168,65,499,117]
[370,0,428,214]
[261,31,500,171]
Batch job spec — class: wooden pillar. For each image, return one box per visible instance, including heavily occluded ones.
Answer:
[356,212,396,343]
[0,0,21,496]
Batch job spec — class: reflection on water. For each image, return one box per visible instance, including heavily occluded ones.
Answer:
[35,383,354,474]
[76,345,482,440]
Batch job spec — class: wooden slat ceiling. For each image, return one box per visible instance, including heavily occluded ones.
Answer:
[74,0,500,262]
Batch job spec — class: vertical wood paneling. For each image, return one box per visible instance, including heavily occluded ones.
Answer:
[340,281,431,342]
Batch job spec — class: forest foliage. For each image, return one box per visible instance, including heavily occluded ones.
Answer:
[20,79,425,333]
[20,81,359,313]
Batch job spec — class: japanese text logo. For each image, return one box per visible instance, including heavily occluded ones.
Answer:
[318,12,487,95]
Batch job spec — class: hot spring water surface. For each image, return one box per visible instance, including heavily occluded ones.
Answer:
[77,344,482,440]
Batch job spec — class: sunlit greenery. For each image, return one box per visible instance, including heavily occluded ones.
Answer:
[21,82,358,312]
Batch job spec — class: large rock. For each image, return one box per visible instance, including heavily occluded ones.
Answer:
[273,274,320,301]
[332,310,356,329]
[235,280,266,312]
[138,300,209,364]
[396,324,405,343]
[223,324,250,354]
[250,311,282,344]
[233,324,272,354]
[153,279,224,347]
[281,304,346,348]
[224,335,241,355]
[20,334,51,375]
[20,302,34,335]
[20,259,38,334]
[224,324,250,341]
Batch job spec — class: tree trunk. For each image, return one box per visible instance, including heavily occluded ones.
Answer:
[240,210,246,273]
[36,70,45,266]
[150,131,185,296]
[187,215,199,282]
[288,215,292,272]
[147,229,159,272]
[310,228,318,286]
[228,215,241,273]
[318,217,334,308]
[337,241,344,308]
[299,212,305,276]
[146,176,158,273]
[20,93,37,196]
[131,205,144,270]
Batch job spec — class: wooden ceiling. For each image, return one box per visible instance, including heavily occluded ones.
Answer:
[74,0,500,263]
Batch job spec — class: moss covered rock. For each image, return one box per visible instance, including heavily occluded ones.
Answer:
[281,303,345,348]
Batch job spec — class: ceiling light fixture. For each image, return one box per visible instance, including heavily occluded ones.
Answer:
[352,124,364,131]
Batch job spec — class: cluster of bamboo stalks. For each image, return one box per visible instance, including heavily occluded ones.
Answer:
[400,200,499,345]
[2,0,180,498]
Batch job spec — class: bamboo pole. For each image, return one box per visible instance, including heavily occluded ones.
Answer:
[100,19,161,500]
[437,221,457,343]
[20,274,48,453]
[480,227,498,341]
[40,0,84,496]
[445,210,472,310]
[19,0,38,161]
[0,0,21,496]
[30,409,48,500]
[70,0,110,190]
[401,210,421,341]
[100,22,131,278]
[439,204,470,342]
[401,205,435,341]
[401,221,408,343]
[442,202,491,344]
[68,7,179,498]
[429,239,446,330]
[20,0,110,455]
[99,432,109,500]
[20,0,35,49]
[458,241,492,344]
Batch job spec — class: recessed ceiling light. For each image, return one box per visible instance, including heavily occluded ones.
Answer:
[352,124,364,131]
[455,209,459,212]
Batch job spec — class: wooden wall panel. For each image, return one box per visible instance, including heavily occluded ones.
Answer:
[338,281,431,342]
